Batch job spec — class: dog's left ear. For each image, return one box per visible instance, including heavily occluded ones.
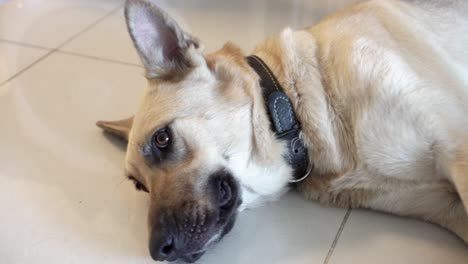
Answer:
[96,116,133,141]
[124,0,203,79]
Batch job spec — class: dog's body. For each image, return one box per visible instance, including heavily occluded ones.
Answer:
[98,0,468,262]
[254,0,468,240]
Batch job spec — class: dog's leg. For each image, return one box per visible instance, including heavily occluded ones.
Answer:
[365,180,468,243]
[298,174,468,243]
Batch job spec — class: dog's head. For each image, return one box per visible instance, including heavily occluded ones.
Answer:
[97,0,291,262]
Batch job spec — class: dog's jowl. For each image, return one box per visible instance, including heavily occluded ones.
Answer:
[98,0,468,262]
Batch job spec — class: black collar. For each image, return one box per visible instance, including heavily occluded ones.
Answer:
[246,55,312,183]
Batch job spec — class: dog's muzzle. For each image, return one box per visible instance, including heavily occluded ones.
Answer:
[149,170,241,263]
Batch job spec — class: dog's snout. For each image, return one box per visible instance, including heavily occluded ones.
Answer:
[149,229,176,262]
[148,169,240,262]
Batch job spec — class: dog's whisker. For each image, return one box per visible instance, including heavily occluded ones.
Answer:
[112,175,129,192]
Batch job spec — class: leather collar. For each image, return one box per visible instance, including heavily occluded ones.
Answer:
[246,55,312,183]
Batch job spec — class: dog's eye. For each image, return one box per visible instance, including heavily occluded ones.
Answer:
[128,176,149,193]
[153,128,171,149]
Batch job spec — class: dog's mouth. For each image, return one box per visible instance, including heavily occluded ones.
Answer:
[180,195,240,263]
[179,212,237,263]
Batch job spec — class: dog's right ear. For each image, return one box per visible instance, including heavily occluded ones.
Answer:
[96,116,133,142]
[124,0,202,79]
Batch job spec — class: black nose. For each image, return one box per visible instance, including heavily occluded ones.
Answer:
[211,170,239,216]
[217,176,233,207]
[149,229,176,262]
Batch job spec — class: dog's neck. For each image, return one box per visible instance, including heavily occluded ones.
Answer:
[251,28,352,174]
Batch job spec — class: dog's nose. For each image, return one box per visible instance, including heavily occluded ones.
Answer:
[211,170,239,218]
[217,175,233,207]
[149,229,176,262]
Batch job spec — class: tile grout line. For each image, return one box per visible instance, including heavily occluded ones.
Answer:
[0,39,141,68]
[56,50,142,68]
[323,208,352,264]
[0,4,124,88]
[56,4,124,50]
[0,50,55,87]
[0,38,53,51]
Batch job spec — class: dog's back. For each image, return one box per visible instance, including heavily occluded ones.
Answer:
[308,0,468,182]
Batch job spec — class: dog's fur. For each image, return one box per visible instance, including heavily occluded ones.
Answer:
[98,0,468,261]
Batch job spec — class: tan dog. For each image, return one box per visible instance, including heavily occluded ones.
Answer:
[97,0,468,262]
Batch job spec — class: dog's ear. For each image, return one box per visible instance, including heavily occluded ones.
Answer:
[96,116,133,141]
[124,0,202,79]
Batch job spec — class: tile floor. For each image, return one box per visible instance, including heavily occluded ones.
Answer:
[0,0,467,263]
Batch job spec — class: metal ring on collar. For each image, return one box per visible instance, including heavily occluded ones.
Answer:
[289,163,313,183]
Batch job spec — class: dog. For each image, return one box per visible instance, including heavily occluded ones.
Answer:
[97,0,468,262]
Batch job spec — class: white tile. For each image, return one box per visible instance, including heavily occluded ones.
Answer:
[0,0,123,48]
[0,41,49,83]
[163,0,363,53]
[0,53,148,264]
[329,210,468,264]
[61,9,141,65]
[61,0,363,64]
[201,193,346,264]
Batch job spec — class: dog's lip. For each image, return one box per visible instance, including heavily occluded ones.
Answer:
[182,251,205,263]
